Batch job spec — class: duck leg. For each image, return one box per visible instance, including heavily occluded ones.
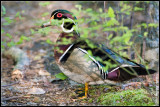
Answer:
[78,82,88,99]
[84,82,88,98]
[74,82,88,99]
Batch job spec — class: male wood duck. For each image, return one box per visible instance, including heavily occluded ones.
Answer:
[42,9,156,98]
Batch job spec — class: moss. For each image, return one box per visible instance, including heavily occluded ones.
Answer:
[88,98,93,103]
[98,89,155,106]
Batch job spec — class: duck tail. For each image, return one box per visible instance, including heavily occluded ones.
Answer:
[107,66,157,81]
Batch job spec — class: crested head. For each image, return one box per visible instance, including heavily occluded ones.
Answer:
[51,9,77,20]
[50,9,78,33]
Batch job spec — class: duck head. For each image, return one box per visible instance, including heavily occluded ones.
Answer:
[42,9,78,34]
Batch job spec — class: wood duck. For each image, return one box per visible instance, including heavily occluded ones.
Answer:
[42,9,157,98]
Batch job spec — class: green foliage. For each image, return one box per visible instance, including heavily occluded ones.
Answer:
[134,7,144,11]
[37,27,51,36]
[41,12,50,17]
[46,39,54,45]
[15,12,24,20]
[108,7,115,18]
[39,2,50,7]
[1,5,30,51]
[3,17,14,25]
[6,33,12,39]
[98,89,155,106]
[75,4,82,11]
[16,35,30,45]
[148,23,159,28]
[55,73,68,80]
[1,5,6,16]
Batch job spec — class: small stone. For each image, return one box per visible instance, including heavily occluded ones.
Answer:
[38,69,51,76]
[28,87,45,94]
[103,88,110,92]
[33,97,41,103]
[59,102,66,106]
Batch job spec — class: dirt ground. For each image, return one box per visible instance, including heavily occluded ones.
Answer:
[1,1,159,106]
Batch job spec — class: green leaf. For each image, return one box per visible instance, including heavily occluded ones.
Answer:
[148,23,158,28]
[6,33,12,39]
[16,40,23,45]
[108,7,115,18]
[106,18,119,27]
[99,8,103,13]
[134,7,144,11]
[15,12,20,17]
[108,34,113,40]
[144,32,148,37]
[55,73,68,80]
[87,50,93,56]
[46,39,53,44]
[20,35,30,41]
[2,5,6,15]
[1,29,5,34]
[75,5,82,11]
[110,36,122,44]
[30,29,35,34]
[141,23,147,28]
[86,8,92,12]
[39,2,50,7]
[41,12,49,17]
[120,4,132,14]
[15,12,23,19]
[7,41,16,47]
[4,17,13,25]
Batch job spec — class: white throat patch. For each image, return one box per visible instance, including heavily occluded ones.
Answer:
[60,18,77,33]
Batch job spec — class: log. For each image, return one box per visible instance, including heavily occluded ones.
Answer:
[3,47,30,80]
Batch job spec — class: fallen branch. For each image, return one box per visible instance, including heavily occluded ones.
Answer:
[3,47,30,80]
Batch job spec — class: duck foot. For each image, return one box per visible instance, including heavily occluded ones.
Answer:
[72,82,89,100]
[77,92,87,99]
[74,88,84,94]
[73,88,87,99]
[72,92,87,100]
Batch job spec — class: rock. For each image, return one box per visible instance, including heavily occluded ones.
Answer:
[69,80,81,86]
[103,88,110,93]
[145,48,159,61]
[27,87,45,94]
[26,102,37,106]
[38,69,51,76]
[33,97,41,103]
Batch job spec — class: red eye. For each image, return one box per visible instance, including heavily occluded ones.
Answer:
[57,13,62,18]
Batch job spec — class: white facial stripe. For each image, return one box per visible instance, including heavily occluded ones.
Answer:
[53,11,60,16]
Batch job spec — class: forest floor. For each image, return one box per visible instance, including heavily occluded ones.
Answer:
[1,1,159,106]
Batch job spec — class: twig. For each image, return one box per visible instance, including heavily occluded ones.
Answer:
[1,81,20,87]
[2,67,14,70]
[1,95,24,101]
[142,37,146,60]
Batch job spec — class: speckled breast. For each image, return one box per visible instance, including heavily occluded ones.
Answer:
[57,48,117,85]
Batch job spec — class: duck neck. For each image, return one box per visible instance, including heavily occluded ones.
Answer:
[54,31,79,63]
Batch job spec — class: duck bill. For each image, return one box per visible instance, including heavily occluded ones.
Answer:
[41,16,54,28]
